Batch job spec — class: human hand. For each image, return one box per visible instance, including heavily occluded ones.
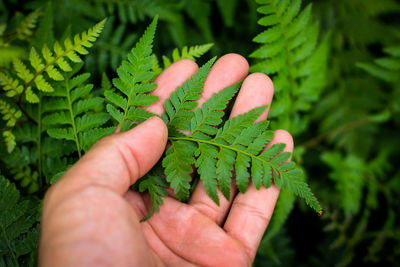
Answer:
[39,54,293,267]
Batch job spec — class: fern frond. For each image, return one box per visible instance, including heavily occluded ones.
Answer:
[0,100,22,127]
[250,0,330,134]
[0,73,24,98]
[357,45,400,83]
[16,9,41,41]
[11,166,39,194]
[321,152,364,216]
[0,175,39,266]
[0,19,106,103]
[2,131,16,153]
[190,82,241,139]
[162,43,214,69]
[162,140,196,201]
[162,57,216,131]
[161,79,321,211]
[106,16,158,131]
[137,167,169,221]
[42,72,110,157]
[0,98,20,151]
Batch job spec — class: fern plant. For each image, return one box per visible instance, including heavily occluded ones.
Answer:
[161,65,320,209]
[136,65,322,219]
[1,19,106,103]
[357,45,400,83]
[0,99,21,152]
[248,0,330,241]
[251,0,330,134]
[164,43,213,68]
[42,69,113,158]
[0,19,106,155]
[125,22,322,218]
[151,43,213,76]
[0,175,40,267]
[0,9,42,68]
[105,16,159,131]
[89,17,322,220]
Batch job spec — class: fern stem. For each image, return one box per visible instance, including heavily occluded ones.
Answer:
[65,76,82,158]
[169,136,279,171]
[0,120,28,133]
[1,225,20,267]
[120,80,137,132]
[12,98,38,125]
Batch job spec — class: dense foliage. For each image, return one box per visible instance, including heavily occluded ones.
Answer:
[1,0,399,266]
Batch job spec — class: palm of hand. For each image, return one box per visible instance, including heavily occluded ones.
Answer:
[40,54,293,267]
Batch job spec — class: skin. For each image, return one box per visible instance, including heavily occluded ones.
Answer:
[39,54,294,267]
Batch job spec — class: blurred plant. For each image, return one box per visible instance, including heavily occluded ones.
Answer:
[0,0,399,266]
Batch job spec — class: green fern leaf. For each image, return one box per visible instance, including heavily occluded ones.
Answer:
[0,19,106,104]
[2,131,16,153]
[0,98,20,149]
[162,57,216,131]
[195,143,219,204]
[0,73,23,98]
[190,82,241,139]
[166,43,214,68]
[79,127,115,152]
[153,43,213,76]
[162,140,196,201]
[137,168,169,222]
[0,176,39,266]
[250,0,330,135]
[357,45,400,83]
[106,16,159,131]
[160,69,321,213]
[11,166,39,194]
[16,9,41,41]
[43,72,109,157]
[0,100,22,127]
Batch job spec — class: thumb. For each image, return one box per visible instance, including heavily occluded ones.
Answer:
[49,116,168,200]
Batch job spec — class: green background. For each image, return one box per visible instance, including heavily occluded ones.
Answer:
[1,0,399,266]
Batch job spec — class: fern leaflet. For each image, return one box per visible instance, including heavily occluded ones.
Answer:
[161,57,216,131]
[164,85,321,210]
[106,16,159,131]
[0,19,106,103]
[16,9,41,41]
[357,45,400,83]
[0,176,39,267]
[162,43,214,69]
[251,0,330,134]
[137,167,169,222]
[42,71,113,158]
[0,100,22,152]
[138,56,321,219]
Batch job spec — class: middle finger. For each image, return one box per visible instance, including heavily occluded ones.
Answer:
[190,71,274,225]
